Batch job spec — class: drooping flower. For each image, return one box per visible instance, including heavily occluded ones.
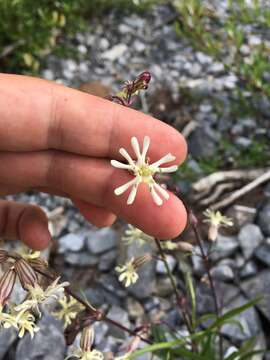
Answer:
[13,309,39,338]
[115,254,152,287]
[111,136,178,205]
[203,209,233,241]
[122,224,153,247]
[15,277,69,316]
[53,296,84,328]
[115,259,139,287]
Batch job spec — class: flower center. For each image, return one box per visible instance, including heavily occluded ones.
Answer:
[136,165,154,180]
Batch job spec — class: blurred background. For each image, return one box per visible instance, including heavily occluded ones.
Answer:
[1,0,270,359]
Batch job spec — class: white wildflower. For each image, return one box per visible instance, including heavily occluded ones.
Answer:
[14,309,39,338]
[52,296,84,328]
[203,209,233,241]
[111,136,178,206]
[115,258,139,287]
[122,225,153,247]
[15,277,69,316]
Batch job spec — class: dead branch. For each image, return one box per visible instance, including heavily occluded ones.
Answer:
[192,168,269,193]
[211,169,270,210]
[199,182,236,206]
[182,120,199,138]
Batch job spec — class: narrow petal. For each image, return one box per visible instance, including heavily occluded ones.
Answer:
[141,136,150,162]
[150,185,163,206]
[111,160,133,170]
[127,183,139,205]
[156,165,178,173]
[119,148,134,166]
[150,153,176,168]
[114,178,138,196]
[119,273,127,282]
[131,137,142,164]
[125,278,131,287]
[153,183,169,200]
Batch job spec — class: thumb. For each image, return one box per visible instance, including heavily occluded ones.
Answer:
[0,200,51,250]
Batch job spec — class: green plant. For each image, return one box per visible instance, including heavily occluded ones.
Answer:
[0,0,160,74]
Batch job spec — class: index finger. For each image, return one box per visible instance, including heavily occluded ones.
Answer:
[0,74,187,164]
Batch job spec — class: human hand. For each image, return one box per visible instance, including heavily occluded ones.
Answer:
[0,74,187,250]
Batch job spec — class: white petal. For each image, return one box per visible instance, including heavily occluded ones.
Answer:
[114,178,138,195]
[153,183,169,200]
[119,148,134,166]
[150,153,176,168]
[156,165,178,173]
[127,183,139,205]
[150,185,163,206]
[111,160,133,170]
[141,136,150,162]
[131,137,142,163]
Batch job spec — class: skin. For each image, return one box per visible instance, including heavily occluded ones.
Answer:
[0,73,188,250]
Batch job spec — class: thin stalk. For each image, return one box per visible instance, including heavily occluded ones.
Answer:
[190,213,223,360]
[154,239,196,345]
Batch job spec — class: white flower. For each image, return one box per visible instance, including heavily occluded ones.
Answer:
[122,224,153,247]
[53,296,84,328]
[15,277,69,316]
[14,309,39,338]
[115,258,139,287]
[203,209,233,227]
[203,209,233,242]
[111,136,178,206]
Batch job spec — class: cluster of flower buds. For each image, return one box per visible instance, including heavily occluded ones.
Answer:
[66,326,103,360]
[109,71,151,107]
[0,249,68,338]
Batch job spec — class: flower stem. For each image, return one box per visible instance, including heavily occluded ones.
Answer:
[35,268,152,345]
[154,239,193,336]
[190,211,223,360]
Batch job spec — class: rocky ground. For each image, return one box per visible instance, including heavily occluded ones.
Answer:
[1,2,270,359]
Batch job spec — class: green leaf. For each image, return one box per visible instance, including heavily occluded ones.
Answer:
[208,297,262,331]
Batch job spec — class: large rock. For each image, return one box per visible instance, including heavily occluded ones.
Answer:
[241,270,270,322]
[258,201,270,236]
[86,227,118,254]
[16,314,66,360]
[210,234,239,261]
[254,243,270,266]
[238,223,264,259]
[107,305,130,339]
[221,295,262,341]
[0,328,17,360]
[58,233,85,253]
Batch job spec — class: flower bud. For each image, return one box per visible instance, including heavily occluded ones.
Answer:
[80,326,94,352]
[28,257,49,274]
[137,71,151,89]
[176,242,194,253]
[208,224,218,242]
[133,254,152,270]
[14,258,38,290]
[0,267,16,305]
